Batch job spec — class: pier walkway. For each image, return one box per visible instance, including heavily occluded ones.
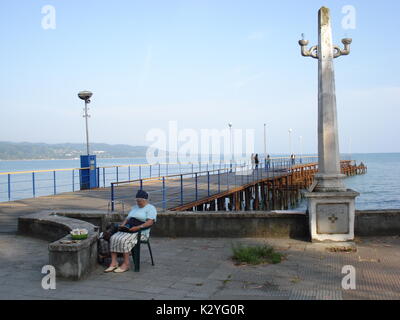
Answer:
[0,158,366,234]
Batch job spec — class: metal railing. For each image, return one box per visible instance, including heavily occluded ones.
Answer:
[0,167,89,202]
[0,156,318,203]
[110,156,319,212]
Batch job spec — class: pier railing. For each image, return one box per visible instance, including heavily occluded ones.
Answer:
[109,156,319,211]
[0,156,318,203]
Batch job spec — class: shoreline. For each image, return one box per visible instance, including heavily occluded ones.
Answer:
[0,152,397,162]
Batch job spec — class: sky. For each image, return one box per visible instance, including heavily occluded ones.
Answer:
[0,0,399,155]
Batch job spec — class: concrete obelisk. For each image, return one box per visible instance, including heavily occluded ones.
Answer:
[299,7,359,242]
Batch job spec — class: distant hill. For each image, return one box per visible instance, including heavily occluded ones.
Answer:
[0,141,150,160]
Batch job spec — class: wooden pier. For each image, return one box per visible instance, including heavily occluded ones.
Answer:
[111,160,367,212]
[0,159,367,234]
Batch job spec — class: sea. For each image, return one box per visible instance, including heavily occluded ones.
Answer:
[0,153,399,210]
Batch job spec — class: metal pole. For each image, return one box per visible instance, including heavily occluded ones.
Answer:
[218,170,220,193]
[180,175,183,205]
[32,172,35,198]
[7,174,10,201]
[111,183,115,211]
[300,136,304,163]
[195,173,198,200]
[229,123,233,172]
[53,171,56,195]
[72,169,75,192]
[207,171,210,196]
[234,164,237,187]
[264,123,267,167]
[84,100,90,155]
[162,177,166,210]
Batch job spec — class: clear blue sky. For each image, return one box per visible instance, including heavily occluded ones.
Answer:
[0,0,399,154]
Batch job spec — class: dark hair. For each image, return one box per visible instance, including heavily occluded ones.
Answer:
[135,190,149,199]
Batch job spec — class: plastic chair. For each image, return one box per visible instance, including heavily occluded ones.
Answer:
[131,226,155,272]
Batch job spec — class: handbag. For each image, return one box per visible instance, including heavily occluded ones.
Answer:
[102,223,119,241]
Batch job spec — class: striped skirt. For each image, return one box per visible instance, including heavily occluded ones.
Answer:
[109,232,148,253]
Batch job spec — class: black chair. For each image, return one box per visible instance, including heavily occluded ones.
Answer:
[131,226,155,272]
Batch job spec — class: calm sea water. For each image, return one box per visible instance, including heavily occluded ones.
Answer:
[294,153,400,210]
[0,153,399,210]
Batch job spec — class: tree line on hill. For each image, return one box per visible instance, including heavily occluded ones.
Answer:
[0,141,149,160]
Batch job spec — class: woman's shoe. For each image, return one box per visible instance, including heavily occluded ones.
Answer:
[113,266,129,273]
[104,265,119,273]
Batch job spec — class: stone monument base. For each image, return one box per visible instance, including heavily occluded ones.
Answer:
[304,190,359,242]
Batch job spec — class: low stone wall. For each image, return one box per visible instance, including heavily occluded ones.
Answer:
[19,209,400,240]
[151,210,400,238]
[152,211,309,239]
[18,211,99,280]
[355,210,400,236]
[18,210,97,241]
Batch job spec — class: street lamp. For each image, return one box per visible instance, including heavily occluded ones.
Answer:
[299,136,303,163]
[78,90,93,155]
[263,123,267,166]
[228,123,233,170]
[288,128,293,156]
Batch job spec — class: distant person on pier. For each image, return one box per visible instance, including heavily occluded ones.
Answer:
[291,154,296,165]
[254,154,259,170]
[104,190,157,273]
[251,153,255,170]
[266,154,271,170]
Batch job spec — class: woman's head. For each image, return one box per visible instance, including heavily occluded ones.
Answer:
[135,190,149,208]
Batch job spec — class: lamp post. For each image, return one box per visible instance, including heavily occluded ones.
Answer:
[298,10,351,191]
[349,137,352,162]
[78,91,93,155]
[288,128,293,156]
[299,7,359,243]
[299,136,303,163]
[263,123,267,166]
[228,123,233,171]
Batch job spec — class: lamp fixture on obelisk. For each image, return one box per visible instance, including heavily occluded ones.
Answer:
[299,7,359,242]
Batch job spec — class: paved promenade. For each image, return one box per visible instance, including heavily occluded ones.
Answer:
[0,235,399,300]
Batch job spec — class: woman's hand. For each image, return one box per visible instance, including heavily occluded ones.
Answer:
[129,226,140,233]
[119,219,128,228]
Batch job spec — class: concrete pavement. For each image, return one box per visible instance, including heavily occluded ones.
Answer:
[0,235,399,300]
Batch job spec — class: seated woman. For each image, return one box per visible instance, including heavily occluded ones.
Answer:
[104,190,157,273]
